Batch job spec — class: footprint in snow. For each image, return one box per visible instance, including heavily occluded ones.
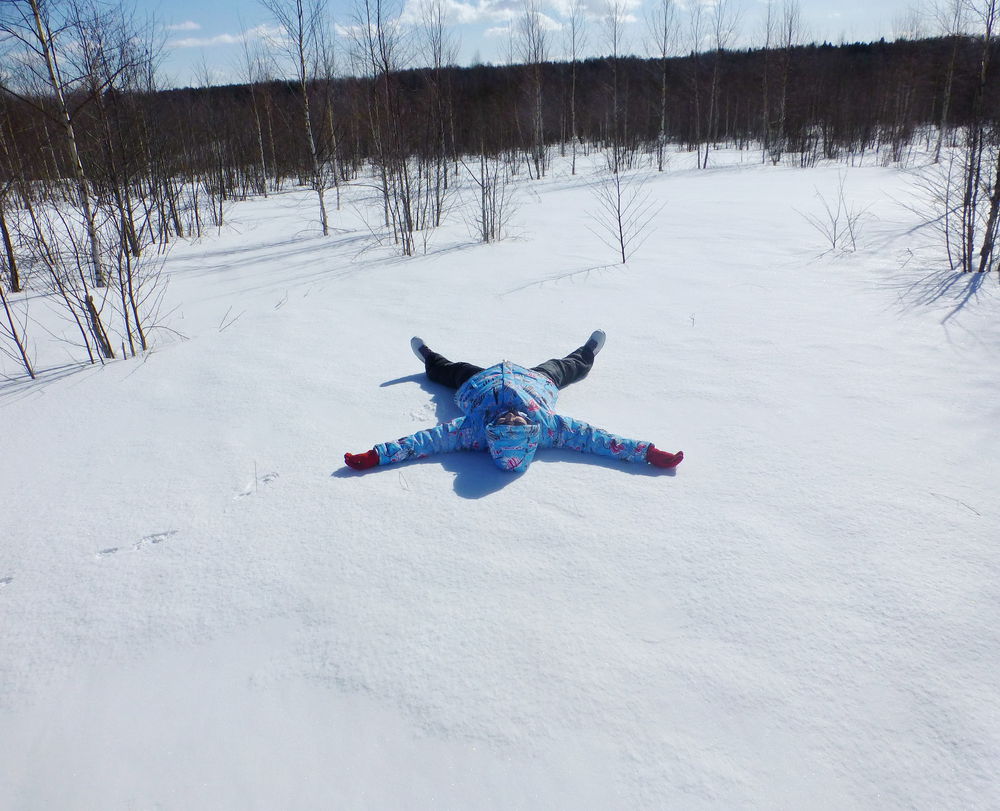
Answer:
[409,403,435,423]
[235,471,279,499]
[134,530,178,550]
[0,576,12,588]
[97,530,178,558]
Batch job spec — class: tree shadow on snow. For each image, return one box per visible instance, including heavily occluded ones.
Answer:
[0,360,98,405]
[885,265,997,323]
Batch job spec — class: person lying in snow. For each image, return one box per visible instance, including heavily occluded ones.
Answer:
[344,331,684,473]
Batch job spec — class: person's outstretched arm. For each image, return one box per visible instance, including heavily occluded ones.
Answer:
[345,417,470,471]
[547,415,683,469]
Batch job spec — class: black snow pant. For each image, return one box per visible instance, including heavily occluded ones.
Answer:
[423,343,595,391]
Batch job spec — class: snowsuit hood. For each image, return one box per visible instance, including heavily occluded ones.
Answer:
[455,361,553,471]
[454,360,556,422]
[485,420,541,472]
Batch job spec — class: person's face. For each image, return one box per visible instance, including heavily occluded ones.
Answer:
[495,410,529,426]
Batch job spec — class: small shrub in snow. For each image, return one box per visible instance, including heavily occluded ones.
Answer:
[587,162,661,264]
[799,172,872,255]
[462,153,517,244]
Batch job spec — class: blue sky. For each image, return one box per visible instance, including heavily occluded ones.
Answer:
[147,0,919,88]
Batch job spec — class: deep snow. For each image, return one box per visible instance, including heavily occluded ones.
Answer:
[2,149,999,809]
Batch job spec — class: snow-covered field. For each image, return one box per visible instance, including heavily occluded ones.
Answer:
[2,150,999,809]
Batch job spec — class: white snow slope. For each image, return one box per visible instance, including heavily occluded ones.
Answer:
[2,150,999,810]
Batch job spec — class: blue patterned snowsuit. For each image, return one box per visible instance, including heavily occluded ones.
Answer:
[375,361,651,472]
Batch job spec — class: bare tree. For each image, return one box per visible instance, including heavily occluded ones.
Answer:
[26,200,112,361]
[0,192,19,292]
[260,0,331,235]
[0,0,161,361]
[759,0,776,162]
[517,0,548,179]
[0,0,114,288]
[756,0,802,164]
[798,172,871,255]
[350,0,394,231]
[589,168,661,264]
[315,11,343,208]
[704,0,742,167]
[773,0,801,163]
[565,0,587,175]
[0,115,24,293]
[353,0,442,255]
[239,34,274,197]
[963,0,998,273]
[591,0,663,269]
[602,0,631,173]
[0,265,33,378]
[917,0,1000,274]
[930,0,966,163]
[418,0,458,226]
[0,0,169,365]
[463,148,516,243]
[76,3,165,354]
[646,0,677,171]
[686,0,707,165]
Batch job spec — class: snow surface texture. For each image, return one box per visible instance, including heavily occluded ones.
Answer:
[2,151,999,809]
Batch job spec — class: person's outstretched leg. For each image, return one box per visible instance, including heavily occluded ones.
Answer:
[531,330,605,389]
[412,337,484,389]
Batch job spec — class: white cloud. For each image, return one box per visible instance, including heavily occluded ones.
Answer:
[168,23,285,49]
[170,33,235,47]
[400,0,519,28]
[450,1,502,25]
[170,33,239,47]
[166,21,201,32]
[536,11,563,31]
[549,0,639,17]
[400,0,644,31]
[484,24,512,38]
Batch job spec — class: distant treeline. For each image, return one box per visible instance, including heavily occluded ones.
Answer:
[3,35,999,191]
[2,17,998,382]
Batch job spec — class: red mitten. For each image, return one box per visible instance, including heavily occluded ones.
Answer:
[646,446,684,469]
[344,449,379,471]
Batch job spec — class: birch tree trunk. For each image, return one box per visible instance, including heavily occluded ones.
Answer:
[25,0,106,287]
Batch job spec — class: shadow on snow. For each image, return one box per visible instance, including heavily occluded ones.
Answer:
[886,266,998,323]
[333,372,677,499]
[0,360,98,406]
